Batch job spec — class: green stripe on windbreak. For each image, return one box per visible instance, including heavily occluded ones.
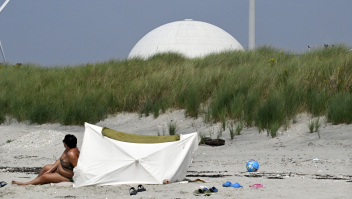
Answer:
[102,127,180,143]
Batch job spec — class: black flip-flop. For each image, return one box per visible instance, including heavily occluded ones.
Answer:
[137,184,146,192]
[129,187,138,195]
[0,181,7,188]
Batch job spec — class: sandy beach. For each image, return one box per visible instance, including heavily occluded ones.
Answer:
[0,110,351,198]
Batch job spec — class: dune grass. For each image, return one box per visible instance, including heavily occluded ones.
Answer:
[0,45,351,137]
[167,121,178,135]
[327,93,352,124]
[308,120,315,133]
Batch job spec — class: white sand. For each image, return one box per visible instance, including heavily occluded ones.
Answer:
[0,110,351,198]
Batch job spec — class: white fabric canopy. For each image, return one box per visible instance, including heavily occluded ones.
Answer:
[73,123,198,187]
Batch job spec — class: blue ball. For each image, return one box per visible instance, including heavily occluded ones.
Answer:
[246,160,259,172]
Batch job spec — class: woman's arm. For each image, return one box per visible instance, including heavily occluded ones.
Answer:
[44,159,60,174]
[67,151,79,167]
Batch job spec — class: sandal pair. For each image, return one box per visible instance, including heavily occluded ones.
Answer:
[249,184,265,188]
[193,188,211,196]
[129,184,146,195]
[193,186,218,196]
[222,181,243,188]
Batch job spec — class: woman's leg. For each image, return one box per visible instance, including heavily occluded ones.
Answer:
[36,164,54,178]
[12,172,70,185]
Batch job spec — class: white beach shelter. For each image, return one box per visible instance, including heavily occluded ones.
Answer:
[73,123,198,187]
[128,19,244,59]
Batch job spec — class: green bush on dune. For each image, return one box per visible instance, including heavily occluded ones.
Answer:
[0,45,351,136]
[327,93,352,124]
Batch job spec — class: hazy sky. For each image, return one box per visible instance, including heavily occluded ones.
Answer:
[0,0,351,66]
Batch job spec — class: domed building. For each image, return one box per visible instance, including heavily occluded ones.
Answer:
[128,19,244,59]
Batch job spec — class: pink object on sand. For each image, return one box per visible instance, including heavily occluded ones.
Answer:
[249,184,265,188]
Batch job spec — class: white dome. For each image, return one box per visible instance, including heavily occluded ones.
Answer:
[128,19,244,59]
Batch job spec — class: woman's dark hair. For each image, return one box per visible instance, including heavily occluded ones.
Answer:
[63,134,77,148]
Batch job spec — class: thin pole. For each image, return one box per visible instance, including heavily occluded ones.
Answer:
[249,0,256,50]
[0,0,11,62]
[0,40,6,62]
[0,0,10,13]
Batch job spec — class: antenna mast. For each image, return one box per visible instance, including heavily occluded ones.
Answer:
[0,0,11,62]
[248,0,255,50]
[0,41,6,62]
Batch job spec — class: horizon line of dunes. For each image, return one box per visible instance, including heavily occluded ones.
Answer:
[0,45,351,137]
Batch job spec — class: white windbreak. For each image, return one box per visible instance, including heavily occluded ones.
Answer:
[73,123,198,187]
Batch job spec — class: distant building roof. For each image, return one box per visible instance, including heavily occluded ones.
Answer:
[128,19,244,59]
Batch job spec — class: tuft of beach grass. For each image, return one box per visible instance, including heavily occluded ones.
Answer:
[167,121,178,135]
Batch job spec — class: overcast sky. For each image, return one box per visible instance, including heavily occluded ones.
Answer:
[0,0,351,66]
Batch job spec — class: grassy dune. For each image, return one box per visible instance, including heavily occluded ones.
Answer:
[0,45,351,136]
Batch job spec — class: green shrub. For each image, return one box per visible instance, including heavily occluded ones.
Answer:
[139,99,152,117]
[184,86,201,118]
[229,121,235,139]
[255,96,285,136]
[210,88,234,121]
[308,120,314,133]
[198,132,206,144]
[229,120,243,139]
[235,120,244,136]
[243,92,259,126]
[268,122,280,138]
[306,89,329,116]
[327,93,352,124]
[167,121,178,135]
[220,108,226,131]
[282,83,304,120]
[203,106,212,124]
[27,102,54,124]
[152,102,160,118]
[314,117,321,132]
[229,94,245,119]
[0,112,5,124]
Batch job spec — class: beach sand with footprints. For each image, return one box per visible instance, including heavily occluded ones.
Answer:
[0,110,351,198]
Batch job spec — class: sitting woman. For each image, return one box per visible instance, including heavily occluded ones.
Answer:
[12,134,80,185]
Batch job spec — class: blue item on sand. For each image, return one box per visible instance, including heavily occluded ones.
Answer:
[222,181,232,187]
[246,159,259,172]
[231,182,243,188]
[0,181,7,188]
[211,186,218,192]
[202,187,208,191]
